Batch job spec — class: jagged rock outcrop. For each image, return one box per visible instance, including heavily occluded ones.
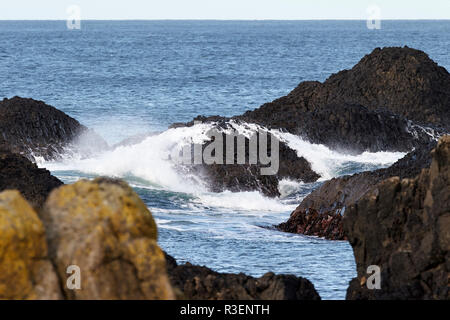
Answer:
[277,142,436,239]
[0,148,63,208]
[171,47,448,196]
[40,178,175,300]
[0,96,108,160]
[240,47,448,153]
[193,132,319,197]
[171,121,319,197]
[345,136,449,299]
[165,253,320,300]
[0,191,62,299]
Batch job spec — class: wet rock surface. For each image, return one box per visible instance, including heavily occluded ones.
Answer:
[170,119,320,197]
[187,128,319,197]
[0,96,108,160]
[277,209,345,240]
[277,142,436,239]
[0,148,63,209]
[165,253,321,300]
[172,47,449,196]
[345,136,449,299]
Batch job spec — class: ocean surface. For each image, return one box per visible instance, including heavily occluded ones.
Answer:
[1,20,449,299]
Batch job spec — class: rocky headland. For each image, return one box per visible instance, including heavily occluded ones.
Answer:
[172,47,448,197]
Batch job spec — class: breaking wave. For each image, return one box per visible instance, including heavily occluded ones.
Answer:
[39,121,406,210]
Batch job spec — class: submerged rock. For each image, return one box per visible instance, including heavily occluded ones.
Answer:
[345,135,449,299]
[0,148,63,209]
[0,190,62,299]
[277,142,436,240]
[40,178,175,300]
[165,253,321,300]
[0,96,108,161]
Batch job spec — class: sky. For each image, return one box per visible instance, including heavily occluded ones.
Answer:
[0,0,449,20]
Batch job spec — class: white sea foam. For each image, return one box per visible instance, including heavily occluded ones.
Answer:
[193,190,295,212]
[40,121,406,210]
[222,120,406,180]
[271,130,406,180]
[278,179,305,199]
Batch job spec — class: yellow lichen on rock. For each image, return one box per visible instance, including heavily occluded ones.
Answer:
[41,177,174,300]
[0,190,62,300]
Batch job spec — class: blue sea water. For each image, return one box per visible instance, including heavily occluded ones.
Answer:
[1,20,449,299]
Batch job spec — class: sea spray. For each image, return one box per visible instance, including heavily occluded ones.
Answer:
[39,121,406,202]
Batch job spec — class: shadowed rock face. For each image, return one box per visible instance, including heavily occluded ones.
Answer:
[171,47,448,197]
[165,253,321,300]
[276,142,436,240]
[0,148,63,209]
[345,136,449,300]
[319,47,450,128]
[0,96,108,161]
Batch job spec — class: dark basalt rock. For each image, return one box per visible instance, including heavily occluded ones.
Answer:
[239,46,448,153]
[178,123,320,197]
[171,47,449,197]
[0,147,63,209]
[277,209,345,240]
[344,135,449,300]
[0,96,108,161]
[164,253,321,300]
[276,141,436,239]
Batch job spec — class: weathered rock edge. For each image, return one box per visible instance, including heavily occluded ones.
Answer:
[345,135,449,300]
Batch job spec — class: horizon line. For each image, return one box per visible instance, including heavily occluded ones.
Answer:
[1,18,450,21]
